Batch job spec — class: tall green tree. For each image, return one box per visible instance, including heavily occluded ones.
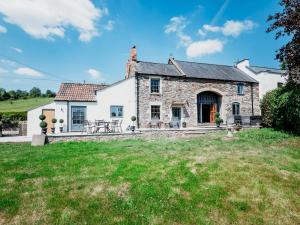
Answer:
[267,0,300,81]
[29,87,42,97]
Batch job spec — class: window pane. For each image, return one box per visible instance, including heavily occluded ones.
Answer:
[232,103,240,115]
[237,84,244,95]
[151,105,160,120]
[111,106,123,117]
[151,79,160,93]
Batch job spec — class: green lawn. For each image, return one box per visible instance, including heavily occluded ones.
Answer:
[0,129,299,225]
[0,98,53,112]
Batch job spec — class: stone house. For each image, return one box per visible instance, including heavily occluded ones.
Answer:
[27,46,262,136]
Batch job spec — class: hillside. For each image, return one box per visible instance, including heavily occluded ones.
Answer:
[0,97,54,113]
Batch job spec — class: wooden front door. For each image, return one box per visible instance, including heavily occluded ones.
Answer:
[210,104,217,123]
[43,109,55,134]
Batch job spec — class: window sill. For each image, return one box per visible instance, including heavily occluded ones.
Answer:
[150,93,162,96]
[237,93,244,96]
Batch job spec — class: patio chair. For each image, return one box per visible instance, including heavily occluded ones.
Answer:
[111,120,122,133]
[82,120,94,134]
[95,120,106,133]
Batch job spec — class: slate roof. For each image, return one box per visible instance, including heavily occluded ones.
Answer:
[135,61,181,76]
[247,66,286,75]
[54,83,108,102]
[135,59,258,83]
[174,60,258,83]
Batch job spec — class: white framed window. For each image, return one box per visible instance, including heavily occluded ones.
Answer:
[237,83,244,95]
[232,102,240,115]
[151,105,160,120]
[150,78,160,94]
[110,105,123,118]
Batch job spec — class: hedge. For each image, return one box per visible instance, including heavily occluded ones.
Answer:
[0,111,27,121]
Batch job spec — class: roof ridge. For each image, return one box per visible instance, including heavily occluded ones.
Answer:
[61,82,109,86]
[137,60,171,65]
[174,59,235,68]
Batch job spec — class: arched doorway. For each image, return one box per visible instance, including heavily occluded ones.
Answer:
[197,91,222,123]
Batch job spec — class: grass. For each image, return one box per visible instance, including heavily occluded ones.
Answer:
[0,129,299,225]
[0,98,54,112]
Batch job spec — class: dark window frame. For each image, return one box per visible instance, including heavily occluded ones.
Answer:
[232,102,240,115]
[151,105,160,120]
[237,83,244,95]
[150,78,160,94]
[110,105,124,118]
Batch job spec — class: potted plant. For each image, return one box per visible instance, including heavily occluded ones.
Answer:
[51,118,57,134]
[131,116,136,132]
[182,121,187,128]
[40,121,48,134]
[39,114,47,134]
[59,119,64,133]
[215,112,223,128]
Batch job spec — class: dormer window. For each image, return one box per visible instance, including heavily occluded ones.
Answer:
[150,78,160,93]
[237,83,244,95]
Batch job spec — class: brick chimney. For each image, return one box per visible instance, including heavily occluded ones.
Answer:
[125,46,137,79]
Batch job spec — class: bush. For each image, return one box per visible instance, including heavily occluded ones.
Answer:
[59,119,64,124]
[260,89,278,127]
[0,111,27,121]
[261,81,300,134]
[52,118,57,124]
[131,116,137,122]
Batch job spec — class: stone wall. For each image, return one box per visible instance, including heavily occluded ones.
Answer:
[137,75,260,128]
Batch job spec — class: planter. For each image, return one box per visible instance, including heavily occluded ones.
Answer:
[131,126,136,132]
[51,127,55,134]
[59,127,63,133]
[216,123,220,128]
[41,128,47,135]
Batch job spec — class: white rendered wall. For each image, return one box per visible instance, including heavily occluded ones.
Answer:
[55,101,98,132]
[95,77,136,131]
[237,60,286,99]
[27,102,55,137]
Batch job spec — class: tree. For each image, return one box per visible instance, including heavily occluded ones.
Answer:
[45,89,56,97]
[0,88,10,101]
[267,0,300,82]
[8,90,17,100]
[29,87,41,97]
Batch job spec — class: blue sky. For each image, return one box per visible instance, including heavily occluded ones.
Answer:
[0,0,285,92]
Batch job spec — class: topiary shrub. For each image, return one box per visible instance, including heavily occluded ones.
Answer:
[40,121,47,128]
[39,114,46,121]
[51,118,57,124]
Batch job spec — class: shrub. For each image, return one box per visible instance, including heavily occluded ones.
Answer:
[59,119,64,124]
[131,116,137,122]
[39,121,47,128]
[52,118,57,124]
[260,89,278,127]
[0,111,27,121]
[261,81,300,134]
[39,114,46,121]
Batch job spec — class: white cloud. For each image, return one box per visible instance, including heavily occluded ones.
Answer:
[0,25,7,33]
[186,39,224,58]
[14,67,44,77]
[11,47,22,53]
[165,16,192,47]
[0,59,15,66]
[201,20,255,37]
[87,68,101,79]
[104,20,114,31]
[222,20,255,37]
[0,0,109,42]
[0,67,7,74]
